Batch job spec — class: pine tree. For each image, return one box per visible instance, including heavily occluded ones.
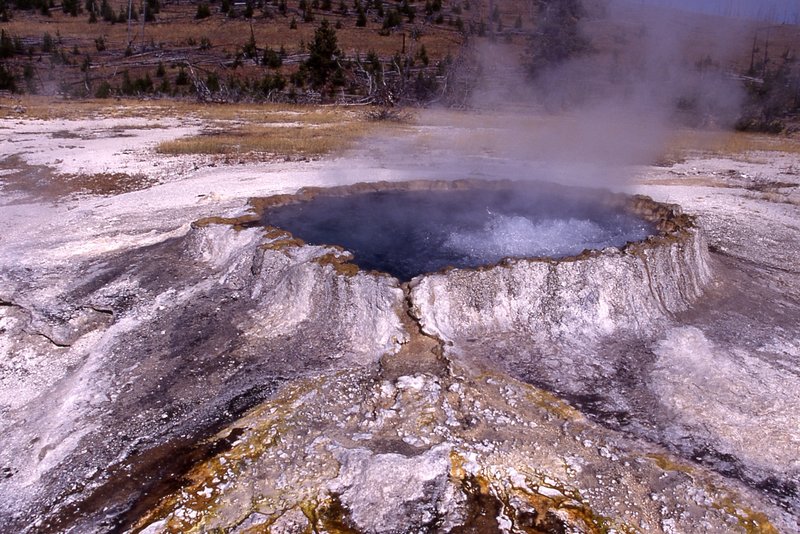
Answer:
[305,19,341,87]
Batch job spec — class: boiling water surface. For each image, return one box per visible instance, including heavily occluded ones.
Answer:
[263,186,654,281]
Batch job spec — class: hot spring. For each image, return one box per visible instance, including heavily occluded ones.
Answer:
[260,181,657,281]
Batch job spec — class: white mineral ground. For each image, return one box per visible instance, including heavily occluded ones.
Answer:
[0,109,799,533]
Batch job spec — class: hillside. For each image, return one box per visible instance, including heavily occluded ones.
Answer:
[0,0,478,102]
[0,0,799,120]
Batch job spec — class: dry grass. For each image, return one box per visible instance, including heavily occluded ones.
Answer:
[1,95,395,158]
[1,91,411,158]
[743,190,800,207]
[0,94,363,121]
[156,119,377,157]
[1,95,174,120]
[710,132,800,155]
[666,129,800,159]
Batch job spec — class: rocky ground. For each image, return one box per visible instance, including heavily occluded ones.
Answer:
[0,108,799,533]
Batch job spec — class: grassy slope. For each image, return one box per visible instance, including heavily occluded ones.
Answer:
[0,0,475,98]
[1,0,798,102]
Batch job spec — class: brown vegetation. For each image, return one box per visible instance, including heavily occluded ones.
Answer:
[156,119,377,157]
[0,0,470,103]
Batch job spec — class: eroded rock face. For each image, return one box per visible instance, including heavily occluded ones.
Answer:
[253,180,712,346]
[651,325,800,502]
[409,203,711,346]
[0,223,407,532]
[328,443,453,531]
[130,366,794,534]
[188,224,407,360]
[116,187,795,533]
[3,179,798,533]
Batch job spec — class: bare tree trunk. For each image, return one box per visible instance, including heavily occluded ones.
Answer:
[127,0,133,47]
[140,0,146,53]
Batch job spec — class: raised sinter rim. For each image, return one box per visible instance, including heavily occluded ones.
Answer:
[194,179,702,280]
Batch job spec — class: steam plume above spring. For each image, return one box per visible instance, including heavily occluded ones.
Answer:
[337,0,750,191]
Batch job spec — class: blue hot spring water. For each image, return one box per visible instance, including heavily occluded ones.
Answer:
[262,185,654,281]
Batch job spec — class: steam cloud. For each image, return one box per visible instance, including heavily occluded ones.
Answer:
[462,0,747,188]
[328,0,752,192]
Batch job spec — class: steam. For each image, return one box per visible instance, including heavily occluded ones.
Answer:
[329,0,753,192]
[458,0,747,188]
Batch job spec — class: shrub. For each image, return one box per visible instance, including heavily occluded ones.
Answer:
[95,80,112,97]
[41,32,54,53]
[175,67,190,85]
[416,44,428,66]
[262,47,282,68]
[0,30,14,58]
[100,0,114,21]
[119,4,136,21]
[195,3,211,19]
[382,9,401,29]
[62,0,80,16]
[0,64,17,92]
[400,0,413,22]
[305,19,342,87]
[242,33,257,59]
[290,67,306,87]
[158,77,170,94]
[366,107,412,121]
[120,70,134,94]
[261,72,286,93]
[206,71,220,92]
[146,0,159,19]
[135,73,153,92]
